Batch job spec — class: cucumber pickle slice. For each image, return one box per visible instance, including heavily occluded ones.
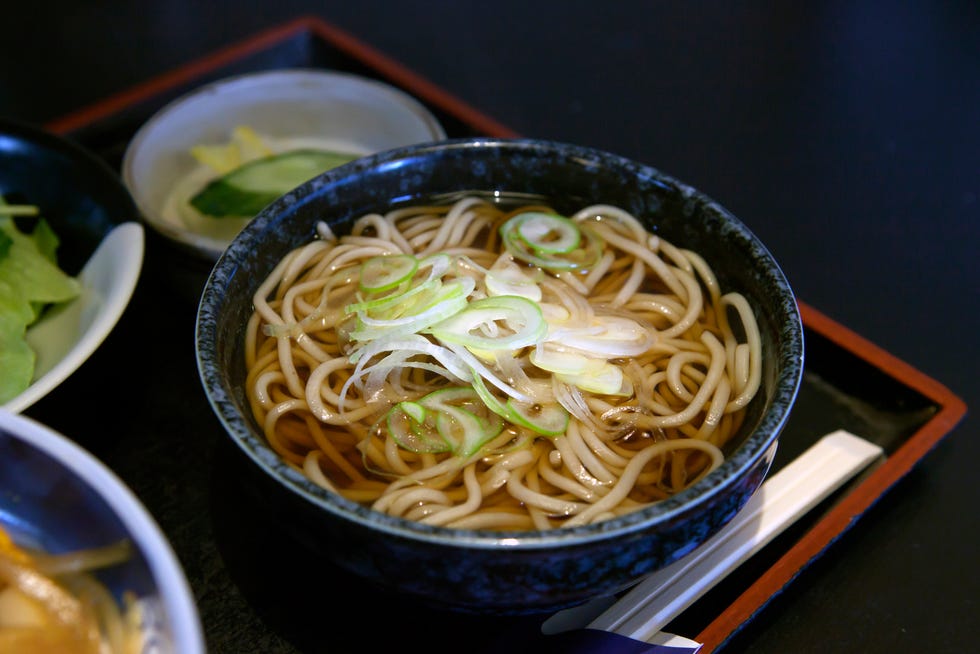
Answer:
[189,149,358,217]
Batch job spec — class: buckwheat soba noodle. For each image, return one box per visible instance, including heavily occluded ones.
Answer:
[244,195,762,531]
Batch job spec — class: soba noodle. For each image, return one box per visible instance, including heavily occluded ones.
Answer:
[244,196,762,530]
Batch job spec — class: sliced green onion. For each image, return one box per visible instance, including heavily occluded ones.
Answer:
[345,335,470,384]
[345,253,451,314]
[485,262,542,301]
[428,295,546,351]
[505,398,570,436]
[442,341,531,403]
[470,369,569,437]
[544,314,654,357]
[465,346,498,363]
[509,212,581,254]
[435,407,491,456]
[387,387,504,457]
[556,359,627,395]
[469,369,511,418]
[349,277,475,342]
[359,254,418,292]
[500,214,604,271]
[438,390,503,457]
[399,400,427,423]
[387,402,452,453]
[529,346,591,375]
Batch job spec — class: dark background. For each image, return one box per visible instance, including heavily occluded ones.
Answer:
[2,2,977,652]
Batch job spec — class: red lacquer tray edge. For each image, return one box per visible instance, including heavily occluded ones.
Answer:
[695,300,967,652]
[41,16,969,651]
[45,15,519,140]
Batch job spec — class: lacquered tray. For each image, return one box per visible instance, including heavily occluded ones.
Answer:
[35,15,967,654]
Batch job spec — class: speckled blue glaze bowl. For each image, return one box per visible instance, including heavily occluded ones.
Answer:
[196,137,804,615]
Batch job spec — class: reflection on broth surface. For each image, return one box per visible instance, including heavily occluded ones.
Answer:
[243,194,762,530]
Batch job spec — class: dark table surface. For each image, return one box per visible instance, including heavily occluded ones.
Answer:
[2,2,977,653]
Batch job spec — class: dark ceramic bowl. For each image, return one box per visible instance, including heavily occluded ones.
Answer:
[196,137,804,614]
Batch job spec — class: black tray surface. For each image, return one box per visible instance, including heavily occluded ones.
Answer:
[21,15,968,654]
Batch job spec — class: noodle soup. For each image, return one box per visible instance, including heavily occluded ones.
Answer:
[243,194,762,531]
[199,137,803,612]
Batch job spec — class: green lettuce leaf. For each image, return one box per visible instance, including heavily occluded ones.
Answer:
[0,283,35,403]
[0,208,82,404]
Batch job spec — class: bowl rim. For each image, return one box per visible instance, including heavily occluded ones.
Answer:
[121,67,448,260]
[3,223,145,414]
[0,409,206,653]
[0,117,145,415]
[197,136,805,549]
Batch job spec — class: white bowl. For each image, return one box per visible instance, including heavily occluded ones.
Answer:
[5,223,144,414]
[0,409,205,653]
[122,68,447,260]
[1,118,145,414]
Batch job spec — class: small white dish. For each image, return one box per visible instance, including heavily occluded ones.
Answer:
[1,117,146,415]
[4,222,145,414]
[122,68,447,260]
[0,409,205,653]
